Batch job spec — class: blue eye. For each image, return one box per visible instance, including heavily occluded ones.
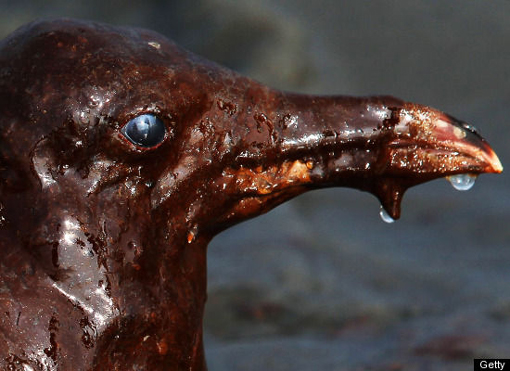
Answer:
[121,114,166,148]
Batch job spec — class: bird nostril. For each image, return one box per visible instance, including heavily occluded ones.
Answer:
[121,114,167,148]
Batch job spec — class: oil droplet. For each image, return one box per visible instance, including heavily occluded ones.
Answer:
[157,338,169,355]
[187,231,195,244]
[446,174,477,191]
[148,41,161,49]
[379,206,395,223]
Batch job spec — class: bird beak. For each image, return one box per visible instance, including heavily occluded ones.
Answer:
[371,103,502,219]
[384,104,502,176]
[215,96,502,226]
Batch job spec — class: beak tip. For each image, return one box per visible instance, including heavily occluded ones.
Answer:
[487,149,503,174]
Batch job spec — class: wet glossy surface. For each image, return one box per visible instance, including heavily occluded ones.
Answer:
[0,19,502,370]
[121,114,167,148]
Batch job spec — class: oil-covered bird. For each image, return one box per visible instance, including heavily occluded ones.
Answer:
[0,19,502,370]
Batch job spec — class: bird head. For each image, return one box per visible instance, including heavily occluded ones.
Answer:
[0,19,502,248]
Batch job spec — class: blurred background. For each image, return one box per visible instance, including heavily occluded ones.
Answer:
[2,1,509,369]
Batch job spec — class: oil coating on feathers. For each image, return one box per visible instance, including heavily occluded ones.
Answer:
[0,18,502,370]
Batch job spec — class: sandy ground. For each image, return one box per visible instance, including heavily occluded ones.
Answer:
[2,1,509,370]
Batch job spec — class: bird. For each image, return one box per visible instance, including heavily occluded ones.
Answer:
[0,18,502,370]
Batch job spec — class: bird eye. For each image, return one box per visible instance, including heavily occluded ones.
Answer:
[121,114,166,148]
